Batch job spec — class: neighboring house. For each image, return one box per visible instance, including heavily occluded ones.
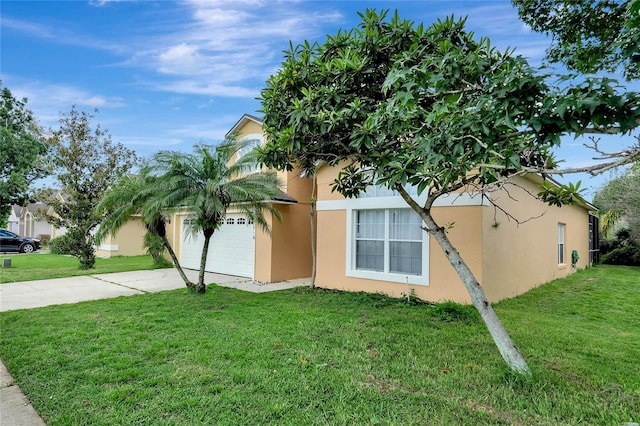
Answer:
[18,202,51,239]
[10,202,63,240]
[6,205,21,233]
[96,216,147,258]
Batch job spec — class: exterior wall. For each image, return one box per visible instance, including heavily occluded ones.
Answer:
[255,169,313,282]
[19,211,51,239]
[314,164,480,303]
[7,207,20,233]
[481,175,591,301]
[172,209,194,261]
[96,217,147,258]
[232,116,313,282]
[314,166,591,303]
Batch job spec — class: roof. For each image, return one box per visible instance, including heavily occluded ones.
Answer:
[271,191,297,205]
[225,114,263,138]
[523,173,597,212]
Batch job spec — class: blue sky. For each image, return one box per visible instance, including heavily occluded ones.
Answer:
[2,0,636,197]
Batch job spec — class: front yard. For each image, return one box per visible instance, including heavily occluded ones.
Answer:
[0,265,638,424]
[0,254,166,283]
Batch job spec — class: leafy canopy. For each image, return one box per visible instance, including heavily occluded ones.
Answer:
[260,10,640,201]
[43,106,138,269]
[513,0,640,80]
[0,83,49,226]
[593,161,640,241]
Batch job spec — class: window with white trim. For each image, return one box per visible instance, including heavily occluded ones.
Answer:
[558,223,566,264]
[349,207,427,284]
[237,135,262,173]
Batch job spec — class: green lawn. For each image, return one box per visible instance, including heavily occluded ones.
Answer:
[1,265,638,425]
[0,253,166,283]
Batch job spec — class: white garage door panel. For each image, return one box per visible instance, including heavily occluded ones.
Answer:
[180,214,255,278]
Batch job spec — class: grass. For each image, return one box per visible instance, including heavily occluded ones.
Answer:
[0,265,639,425]
[0,253,166,284]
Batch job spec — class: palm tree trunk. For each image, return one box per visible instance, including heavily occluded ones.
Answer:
[161,235,195,290]
[197,233,212,293]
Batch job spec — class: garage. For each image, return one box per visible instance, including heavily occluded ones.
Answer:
[179,214,255,278]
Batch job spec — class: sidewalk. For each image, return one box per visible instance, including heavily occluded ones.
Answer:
[0,268,310,425]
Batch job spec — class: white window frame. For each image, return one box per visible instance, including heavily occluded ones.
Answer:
[346,198,429,285]
[237,134,262,173]
[558,223,566,265]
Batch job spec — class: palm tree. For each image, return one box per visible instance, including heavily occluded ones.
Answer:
[95,172,196,289]
[148,141,282,293]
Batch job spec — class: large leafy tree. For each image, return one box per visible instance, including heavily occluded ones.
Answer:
[593,161,640,241]
[43,106,138,269]
[0,83,49,227]
[147,141,282,293]
[513,0,640,80]
[259,10,640,374]
[95,173,194,285]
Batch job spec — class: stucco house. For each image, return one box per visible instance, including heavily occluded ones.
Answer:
[107,113,597,303]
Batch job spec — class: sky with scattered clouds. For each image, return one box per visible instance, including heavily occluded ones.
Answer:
[2,0,636,196]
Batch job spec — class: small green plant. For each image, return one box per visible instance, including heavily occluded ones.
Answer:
[431,301,479,323]
[143,232,172,268]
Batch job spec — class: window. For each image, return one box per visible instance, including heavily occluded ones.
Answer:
[350,208,426,284]
[226,218,235,225]
[237,217,246,225]
[558,223,565,264]
[237,135,262,173]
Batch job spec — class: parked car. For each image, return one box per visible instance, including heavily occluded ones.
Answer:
[0,229,42,253]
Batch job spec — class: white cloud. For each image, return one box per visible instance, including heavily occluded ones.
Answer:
[157,80,259,98]
[124,0,343,96]
[5,77,126,128]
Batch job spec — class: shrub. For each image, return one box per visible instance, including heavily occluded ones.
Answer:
[143,232,172,268]
[599,228,640,266]
[49,234,76,255]
[600,246,640,266]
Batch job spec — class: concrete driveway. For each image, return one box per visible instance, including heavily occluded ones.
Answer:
[0,268,310,312]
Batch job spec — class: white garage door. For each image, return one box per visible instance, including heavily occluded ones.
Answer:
[179,214,255,278]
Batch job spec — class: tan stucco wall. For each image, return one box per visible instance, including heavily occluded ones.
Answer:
[255,170,313,282]
[314,206,480,303]
[314,164,478,303]
[481,175,591,301]
[314,166,591,303]
[96,217,146,258]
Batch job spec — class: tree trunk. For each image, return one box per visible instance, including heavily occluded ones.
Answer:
[197,232,212,294]
[395,186,530,375]
[310,172,318,288]
[422,211,531,375]
[161,235,195,290]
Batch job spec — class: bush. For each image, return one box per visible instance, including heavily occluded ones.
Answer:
[49,234,76,255]
[600,246,640,266]
[599,228,640,266]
